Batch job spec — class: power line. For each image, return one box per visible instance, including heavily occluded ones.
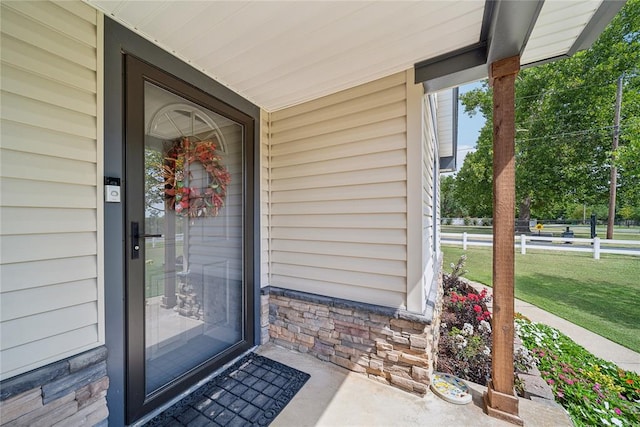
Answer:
[515,112,636,128]
[515,126,621,143]
[513,74,637,102]
[515,81,618,102]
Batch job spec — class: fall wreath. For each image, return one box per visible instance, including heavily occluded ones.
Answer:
[163,137,231,218]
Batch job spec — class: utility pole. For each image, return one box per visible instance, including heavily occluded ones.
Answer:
[606,75,623,239]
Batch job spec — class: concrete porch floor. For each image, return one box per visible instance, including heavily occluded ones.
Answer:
[257,343,572,427]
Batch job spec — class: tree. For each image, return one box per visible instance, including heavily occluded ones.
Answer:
[453,145,493,218]
[441,175,466,218]
[456,0,640,222]
[145,147,166,217]
[619,205,636,225]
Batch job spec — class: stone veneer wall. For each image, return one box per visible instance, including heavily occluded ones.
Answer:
[261,275,443,395]
[0,347,109,427]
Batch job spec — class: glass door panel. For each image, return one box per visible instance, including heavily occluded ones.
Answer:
[143,82,244,395]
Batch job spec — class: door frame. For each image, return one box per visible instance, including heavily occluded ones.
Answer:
[124,55,255,423]
[104,18,261,426]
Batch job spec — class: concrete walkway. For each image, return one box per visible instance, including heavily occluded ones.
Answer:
[259,344,572,427]
[468,281,640,373]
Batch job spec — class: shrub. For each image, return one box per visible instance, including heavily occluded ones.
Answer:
[438,321,492,385]
[439,256,537,392]
[439,256,492,384]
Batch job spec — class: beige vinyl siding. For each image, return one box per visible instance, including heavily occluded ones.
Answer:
[0,1,102,380]
[269,72,411,308]
[261,110,270,287]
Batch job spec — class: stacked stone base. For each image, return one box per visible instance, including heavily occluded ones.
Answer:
[263,284,442,395]
[0,347,109,427]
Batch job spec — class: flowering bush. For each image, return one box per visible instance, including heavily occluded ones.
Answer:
[438,256,493,384]
[439,256,537,391]
[516,318,640,426]
[449,290,492,323]
[439,318,492,385]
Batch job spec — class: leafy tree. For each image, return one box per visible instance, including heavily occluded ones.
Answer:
[441,175,467,217]
[145,148,166,217]
[453,148,493,218]
[619,205,636,225]
[456,0,640,222]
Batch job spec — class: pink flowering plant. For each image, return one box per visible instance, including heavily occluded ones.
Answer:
[516,318,639,426]
[449,289,492,324]
[438,256,494,384]
[438,256,536,388]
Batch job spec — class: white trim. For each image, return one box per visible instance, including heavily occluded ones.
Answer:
[267,110,272,288]
[96,9,105,345]
[261,109,272,288]
[405,68,425,314]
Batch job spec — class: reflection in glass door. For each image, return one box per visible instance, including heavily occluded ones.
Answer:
[142,82,244,394]
[125,55,254,423]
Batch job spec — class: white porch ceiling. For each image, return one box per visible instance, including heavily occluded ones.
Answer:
[87,0,614,112]
[522,0,604,64]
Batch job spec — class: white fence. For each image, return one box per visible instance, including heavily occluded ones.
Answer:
[441,232,640,259]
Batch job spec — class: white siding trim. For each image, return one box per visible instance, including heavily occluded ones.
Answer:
[405,68,425,314]
[96,10,105,345]
[268,110,273,288]
[260,109,271,288]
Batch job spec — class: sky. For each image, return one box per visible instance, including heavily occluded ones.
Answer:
[455,81,486,173]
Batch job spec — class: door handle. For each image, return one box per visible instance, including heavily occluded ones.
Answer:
[131,222,162,259]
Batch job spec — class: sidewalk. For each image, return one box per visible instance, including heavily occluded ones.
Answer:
[468,281,640,373]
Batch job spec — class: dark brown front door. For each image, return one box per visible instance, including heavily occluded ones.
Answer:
[124,55,255,424]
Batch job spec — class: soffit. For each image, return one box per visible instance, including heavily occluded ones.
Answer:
[86,0,484,111]
[522,0,602,64]
[86,0,622,111]
[416,0,622,92]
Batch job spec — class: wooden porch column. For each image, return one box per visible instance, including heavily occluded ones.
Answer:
[483,55,523,425]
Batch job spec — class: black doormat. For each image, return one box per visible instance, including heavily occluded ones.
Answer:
[144,353,310,427]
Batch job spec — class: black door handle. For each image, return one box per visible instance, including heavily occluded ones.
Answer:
[131,222,162,259]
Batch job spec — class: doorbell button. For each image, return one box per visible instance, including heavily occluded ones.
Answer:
[105,185,121,202]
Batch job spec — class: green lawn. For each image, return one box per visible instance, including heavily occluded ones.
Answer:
[144,242,184,298]
[442,245,640,353]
